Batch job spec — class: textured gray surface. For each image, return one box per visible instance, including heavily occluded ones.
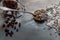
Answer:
[0,0,60,40]
[24,0,60,12]
[0,12,59,40]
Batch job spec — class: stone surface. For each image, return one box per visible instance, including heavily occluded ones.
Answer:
[0,0,60,40]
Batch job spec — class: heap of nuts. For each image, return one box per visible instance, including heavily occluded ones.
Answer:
[33,9,48,23]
